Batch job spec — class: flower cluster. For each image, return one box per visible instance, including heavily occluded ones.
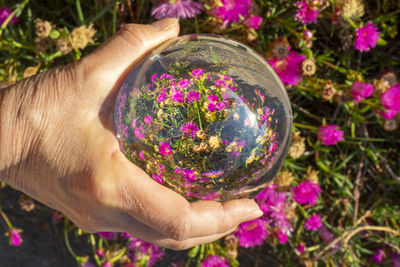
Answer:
[116,69,280,201]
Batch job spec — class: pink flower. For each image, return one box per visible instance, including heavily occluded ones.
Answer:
[381,84,400,113]
[255,185,293,235]
[354,21,380,52]
[181,168,197,181]
[208,102,217,112]
[211,0,252,24]
[7,229,22,246]
[351,81,374,104]
[134,128,145,140]
[139,151,145,161]
[371,248,385,263]
[180,121,199,138]
[0,7,18,26]
[98,232,118,240]
[159,141,172,155]
[267,48,306,85]
[127,236,165,267]
[320,226,335,243]
[191,68,205,78]
[171,89,185,102]
[243,15,263,29]
[292,180,322,206]
[216,102,226,110]
[177,79,190,89]
[144,115,152,124]
[201,255,229,267]
[294,1,319,24]
[305,214,322,231]
[208,94,219,102]
[151,0,203,20]
[151,73,158,83]
[157,92,167,102]
[96,248,104,258]
[297,243,306,253]
[274,229,288,244]
[234,218,269,248]
[152,173,164,184]
[317,124,344,146]
[186,91,201,102]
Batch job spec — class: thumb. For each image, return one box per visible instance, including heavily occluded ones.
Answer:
[80,18,179,97]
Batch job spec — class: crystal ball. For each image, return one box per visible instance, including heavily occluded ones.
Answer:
[114,34,292,201]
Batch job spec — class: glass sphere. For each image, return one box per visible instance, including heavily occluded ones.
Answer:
[114,34,292,201]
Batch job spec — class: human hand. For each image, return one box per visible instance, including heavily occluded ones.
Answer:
[0,18,263,250]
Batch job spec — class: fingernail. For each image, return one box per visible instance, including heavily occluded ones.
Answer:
[151,18,178,31]
[245,207,264,221]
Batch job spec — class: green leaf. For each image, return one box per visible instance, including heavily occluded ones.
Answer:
[377,38,387,46]
[188,245,200,258]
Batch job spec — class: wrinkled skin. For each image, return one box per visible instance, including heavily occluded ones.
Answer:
[0,19,262,250]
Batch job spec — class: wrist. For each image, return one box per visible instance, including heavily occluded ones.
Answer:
[0,75,45,186]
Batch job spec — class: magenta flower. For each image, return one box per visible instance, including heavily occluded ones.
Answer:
[186,91,201,102]
[320,226,335,243]
[354,21,380,52]
[208,102,217,112]
[255,185,293,235]
[267,48,306,85]
[234,217,269,248]
[297,243,306,253]
[216,102,226,110]
[305,214,323,231]
[144,115,152,124]
[211,0,252,24]
[171,89,185,102]
[292,180,322,206]
[191,68,205,78]
[152,173,164,184]
[0,7,18,26]
[127,236,165,267]
[317,124,344,146]
[381,84,400,119]
[207,94,218,102]
[98,232,118,240]
[351,81,374,104]
[274,229,288,244]
[177,79,190,89]
[294,1,319,24]
[151,0,203,20]
[139,151,145,161]
[134,128,145,140]
[180,168,197,181]
[371,248,385,263]
[102,262,112,267]
[243,15,263,29]
[180,121,199,138]
[7,228,22,246]
[159,141,172,155]
[201,255,229,267]
[160,73,174,79]
[157,92,167,102]
[303,29,313,40]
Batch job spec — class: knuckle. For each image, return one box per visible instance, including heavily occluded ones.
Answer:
[118,24,152,50]
[167,211,191,241]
